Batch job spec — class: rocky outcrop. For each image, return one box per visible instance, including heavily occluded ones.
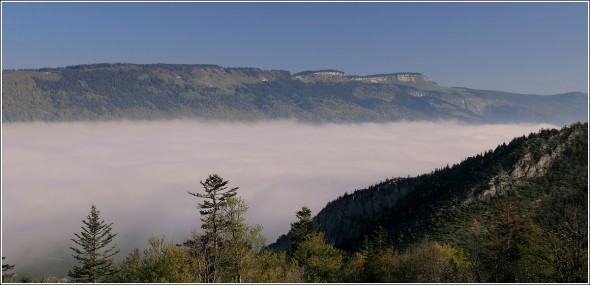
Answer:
[349,73,431,84]
[314,178,414,246]
[473,150,558,201]
[4,64,586,124]
[293,70,346,80]
[293,70,431,85]
[467,128,580,203]
[269,123,587,252]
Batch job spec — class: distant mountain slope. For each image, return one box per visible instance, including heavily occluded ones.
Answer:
[269,122,588,253]
[2,63,587,124]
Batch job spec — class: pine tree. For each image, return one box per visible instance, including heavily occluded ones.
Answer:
[69,204,119,282]
[354,226,400,282]
[287,206,318,258]
[188,174,238,282]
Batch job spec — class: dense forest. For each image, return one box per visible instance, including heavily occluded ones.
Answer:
[2,122,587,283]
[2,63,587,124]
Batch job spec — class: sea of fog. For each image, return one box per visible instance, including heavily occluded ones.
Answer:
[1,119,556,276]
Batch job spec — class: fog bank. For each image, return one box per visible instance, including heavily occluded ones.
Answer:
[1,119,556,276]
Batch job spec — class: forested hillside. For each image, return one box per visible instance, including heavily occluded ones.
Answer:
[270,122,588,282]
[2,63,587,124]
[3,123,587,283]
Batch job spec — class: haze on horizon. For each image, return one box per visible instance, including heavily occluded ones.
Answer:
[1,1,588,95]
[2,119,558,276]
[0,0,588,279]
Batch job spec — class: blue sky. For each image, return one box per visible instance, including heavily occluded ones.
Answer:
[1,1,588,94]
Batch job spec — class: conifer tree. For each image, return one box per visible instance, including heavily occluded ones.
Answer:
[360,226,396,282]
[69,204,119,282]
[287,206,318,258]
[188,174,238,282]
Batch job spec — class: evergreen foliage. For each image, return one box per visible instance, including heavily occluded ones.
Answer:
[68,204,119,283]
[358,226,397,282]
[186,174,245,282]
[287,206,319,258]
[182,181,329,283]
[189,174,239,235]
[6,123,587,283]
[270,122,588,283]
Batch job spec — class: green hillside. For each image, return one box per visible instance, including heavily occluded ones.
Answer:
[2,63,587,124]
[3,122,587,283]
[270,122,588,282]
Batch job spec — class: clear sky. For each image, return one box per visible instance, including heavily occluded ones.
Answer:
[1,1,588,95]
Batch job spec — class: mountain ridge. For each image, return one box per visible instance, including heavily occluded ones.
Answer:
[269,122,588,255]
[2,63,587,124]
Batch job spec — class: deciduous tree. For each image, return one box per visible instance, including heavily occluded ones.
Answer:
[218,197,266,282]
[291,232,344,282]
[113,236,195,283]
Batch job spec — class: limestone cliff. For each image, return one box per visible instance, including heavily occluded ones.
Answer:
[3,63,586,124]
[349,73,431,84]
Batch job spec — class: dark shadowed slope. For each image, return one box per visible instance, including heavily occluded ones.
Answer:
[269,122,588,254]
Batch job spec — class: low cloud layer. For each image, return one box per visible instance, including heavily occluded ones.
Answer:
[2,119,555,276]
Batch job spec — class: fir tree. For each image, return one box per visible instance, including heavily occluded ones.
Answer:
[287,206,319,258]
[69,204,119,282]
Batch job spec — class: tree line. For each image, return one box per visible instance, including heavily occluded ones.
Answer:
[5,64,585,124]
[2,123,588,283]
[3,170,586,283]
[0,174,471,283]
